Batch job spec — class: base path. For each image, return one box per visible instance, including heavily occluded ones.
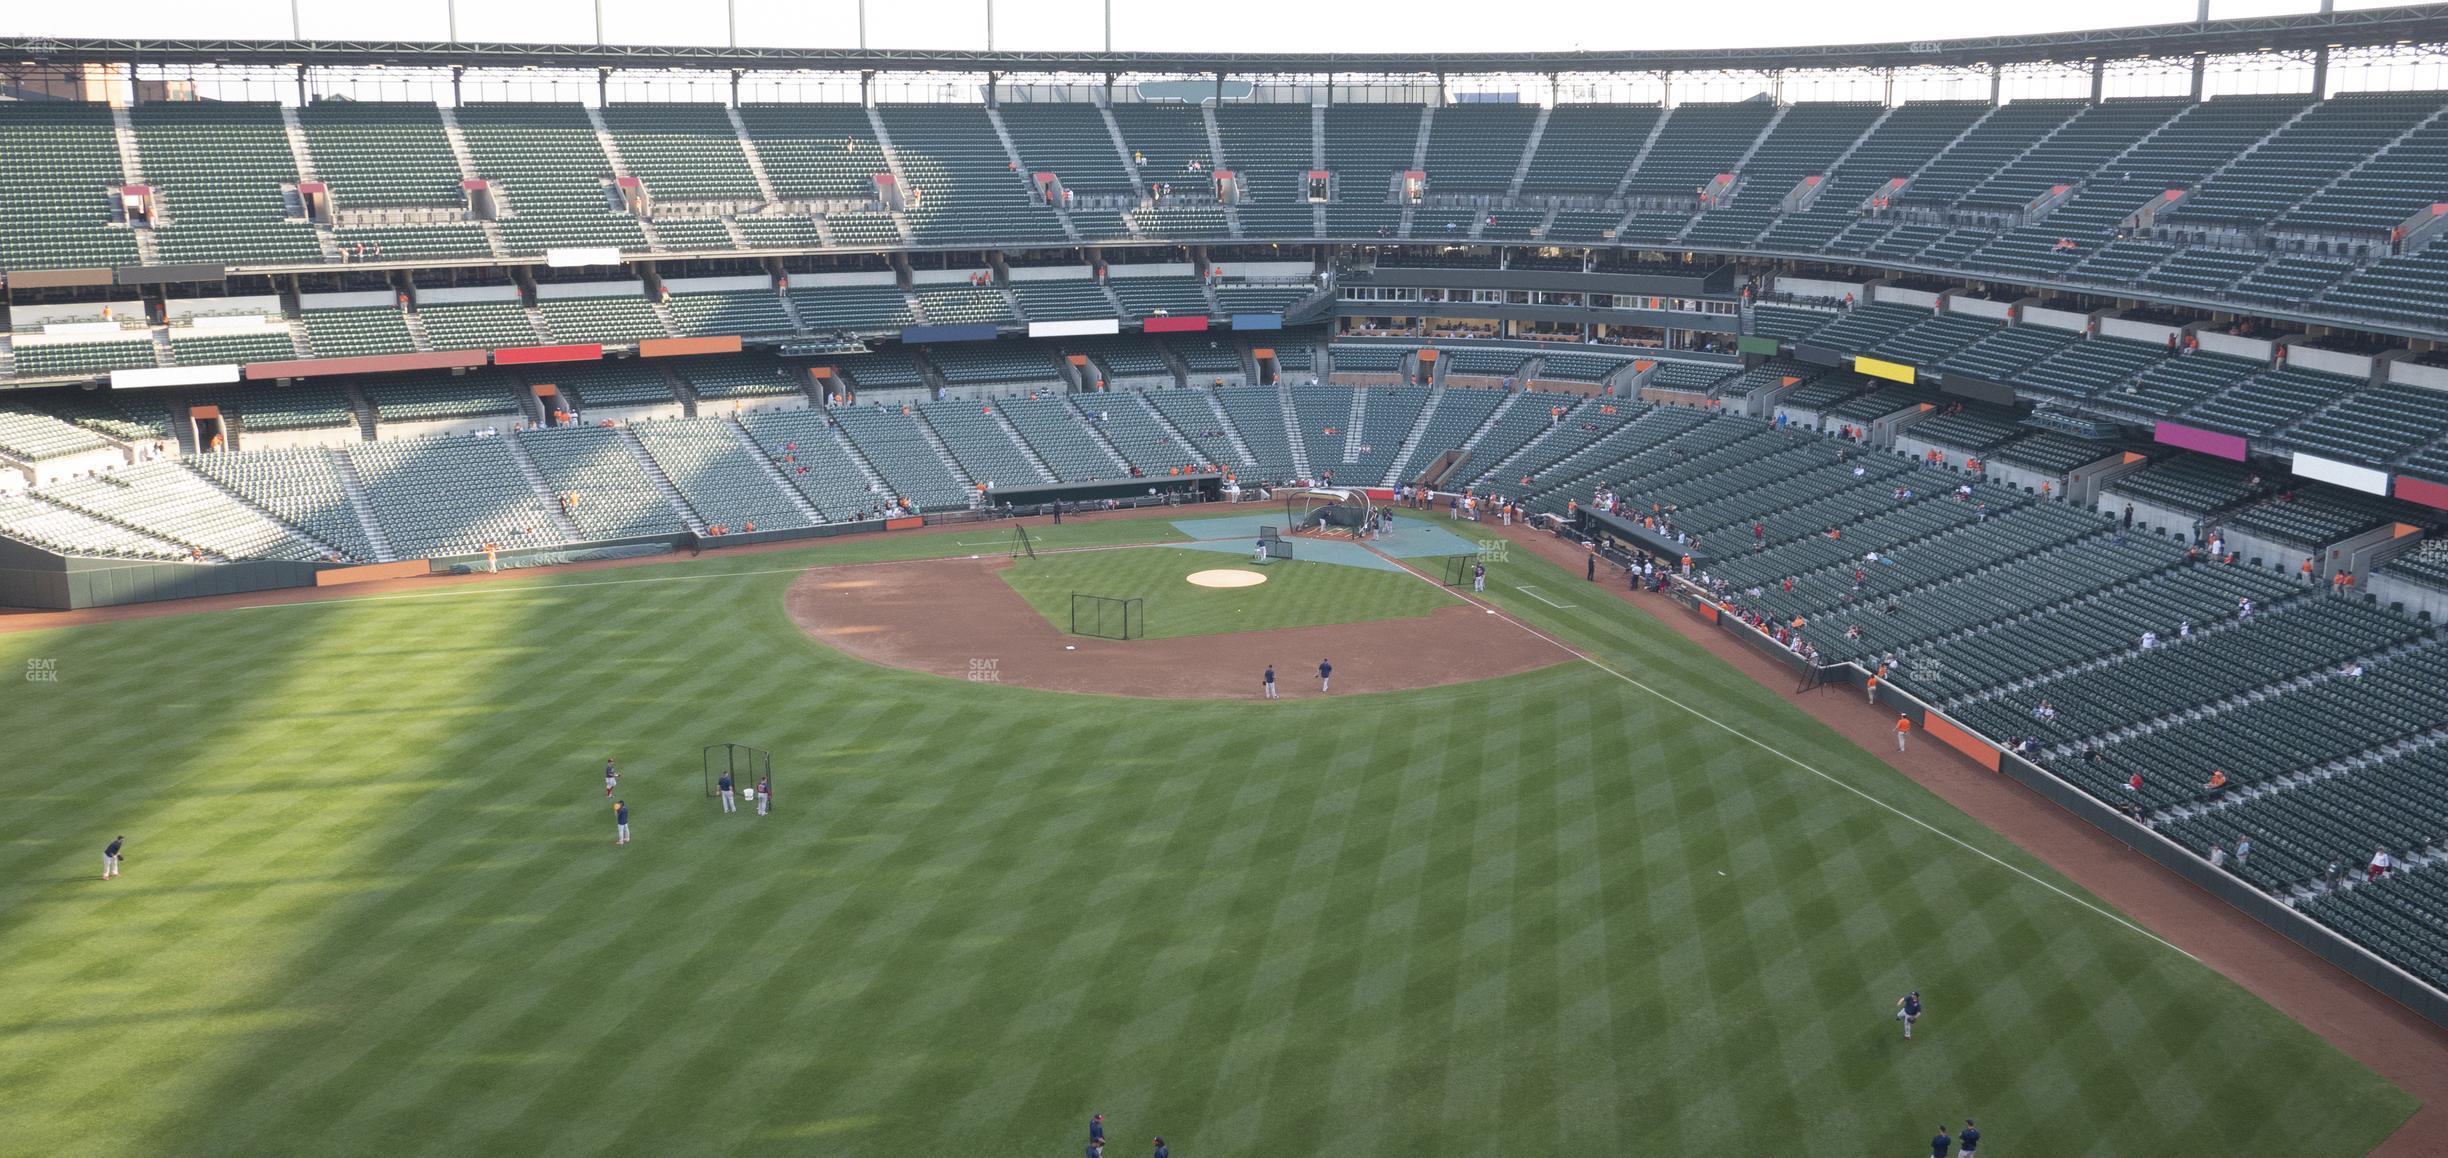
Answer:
[784,551,1565,698]
[1484,520,2448,1156]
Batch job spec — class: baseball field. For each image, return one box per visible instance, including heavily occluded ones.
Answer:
[0,513,2417,1156]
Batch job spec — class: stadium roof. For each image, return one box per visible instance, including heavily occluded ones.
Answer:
[9,4,2447,76]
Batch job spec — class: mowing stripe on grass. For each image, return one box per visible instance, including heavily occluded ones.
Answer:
[1365,542,2196,963]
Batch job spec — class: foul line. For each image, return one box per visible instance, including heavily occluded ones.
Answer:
[1362,542,2197,964]
[1512,584,1577,609]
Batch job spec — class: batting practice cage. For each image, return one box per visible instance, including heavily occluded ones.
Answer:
[1070,593,1145,640]
[1282,487,1374,537]
[704,743,772,808]
[1439,554,1479,586]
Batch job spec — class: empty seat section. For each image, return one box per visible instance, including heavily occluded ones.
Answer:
[999,397,1126,482]
[360,369,521,425]
[168,328,297,366]
[601,103,761,202]
[625,417,812,530]
[2178,367,2359,438]
[454,103,647,255]
[1109,104,1214,187]
[1685,102,1882,248]
[129,102,321,265]
[1214,104,1318,215]
[665,289,794,337]
[11,338,158,378]
[738,103,890,201]
[538,294,668,344]
[1757,101,1988,252]
[876,105,1069,246]
[831,404,974,509]
[1011,277,1117,322]
[789,284,916,331]
[1519,105,1658,196]
[925,343,1062,387]
[188,447,377,560]
[301,306,416,358]
[417,301,538,350]
[1213,385,1299,480]
[1109,276,1211,318]
[515,424,687,539]
[0,493,189,558]
[1622,101,1775,198]
[298,101,465,209]
[998,104,1134,197]
[1421,104,1538,194]
[1089,395,1206,473]
[0,102,139,270]
[910,284,1015,325]
[530,361,676,411]
[676,354,808,402]
[738,408,897,519]
[346,436,566,556]
[2165,92,2439,230]
[1321,105,1425,206]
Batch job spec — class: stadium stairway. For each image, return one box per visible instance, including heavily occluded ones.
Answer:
[1381,385,1447,484]
[1057,396,1138,476]
[1275,379,1314,477]
[614,426,710,535]
[325,449,398,562]
[723,105,784,204]
[983,402,1060,481]
[726,417,825,523]
[1148,391,1244,472]
[503,435,587,541]
[822,418,895,502]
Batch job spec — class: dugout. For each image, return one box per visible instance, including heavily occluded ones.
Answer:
[1578,508,1713,568]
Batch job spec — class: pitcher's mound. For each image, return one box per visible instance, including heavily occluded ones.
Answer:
[1186,568,1268,588]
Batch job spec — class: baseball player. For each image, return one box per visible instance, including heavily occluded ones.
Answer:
[1895,714,1911,752]
[1929,1124,1952,1157]
[1318,658,1332,693]
[718,770,737,813]
[1263,664,1278,699]
[1958,1119,1980,1154]
[102,834,124,880]
[1472,561,1486,592]
[1897,990,1923,1040]
[756,774,772,816]
[603,758,619,797]
[1254,537,1266,563]
[614,799,630,845]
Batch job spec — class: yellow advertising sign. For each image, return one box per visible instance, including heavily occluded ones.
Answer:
[1854,355,1916,385]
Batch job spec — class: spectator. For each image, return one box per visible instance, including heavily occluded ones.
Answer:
[2368,848,2394,881]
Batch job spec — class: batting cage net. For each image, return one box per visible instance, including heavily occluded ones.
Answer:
[1439,554,1478,586]
[704,743,772,808]
[1259,536,1295,564]
[1070,593,1145,640]
[1282,487,1374,538]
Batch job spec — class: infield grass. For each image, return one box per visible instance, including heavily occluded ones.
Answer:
[0,516,2415,1157]
[995,545,1457,638]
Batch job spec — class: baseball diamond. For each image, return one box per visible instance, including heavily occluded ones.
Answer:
[6,5,2448,1156]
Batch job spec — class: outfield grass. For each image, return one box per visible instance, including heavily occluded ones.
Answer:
[996,546,1457,638]
[0,520,2415,1157]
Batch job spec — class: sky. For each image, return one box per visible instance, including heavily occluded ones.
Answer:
[0,0,2418,54]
